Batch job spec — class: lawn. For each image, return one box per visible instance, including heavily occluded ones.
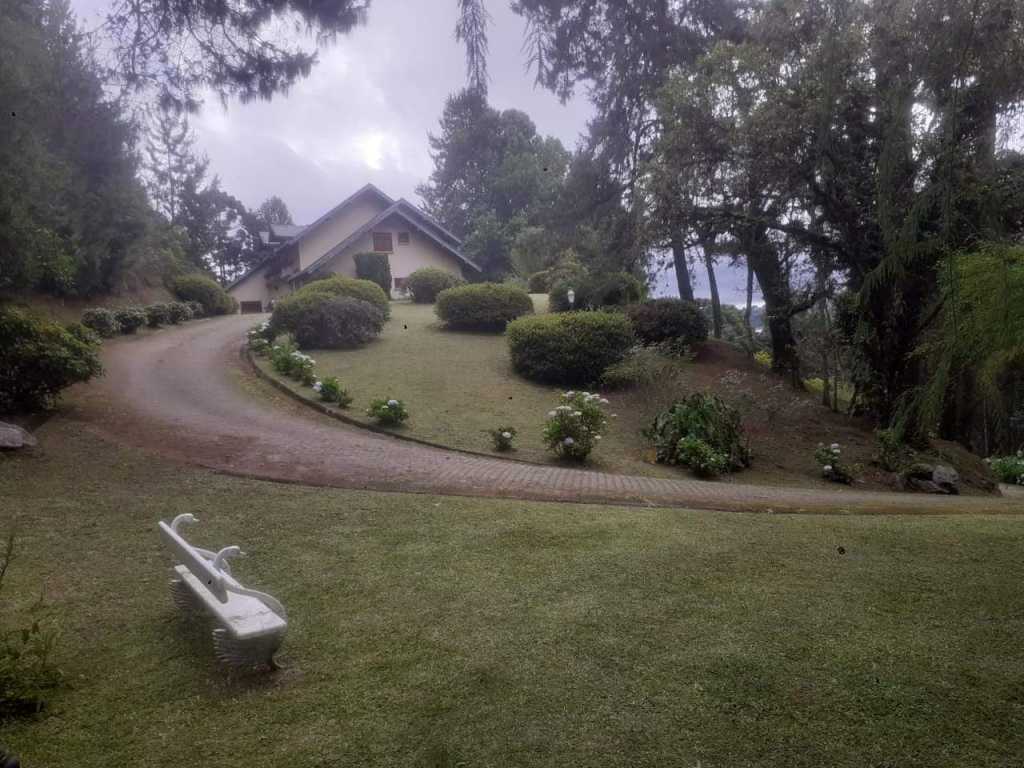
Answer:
[255,298,984,490]
[2,419,1024,767]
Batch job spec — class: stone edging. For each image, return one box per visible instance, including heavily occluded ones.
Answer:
[242,345,561,469]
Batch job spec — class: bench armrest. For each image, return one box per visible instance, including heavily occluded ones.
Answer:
[224,582,288,620]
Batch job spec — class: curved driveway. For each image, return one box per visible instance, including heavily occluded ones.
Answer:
[74,315,1020,514]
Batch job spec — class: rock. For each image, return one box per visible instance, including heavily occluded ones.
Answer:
[902,462,960,495]
[0,422,37,450]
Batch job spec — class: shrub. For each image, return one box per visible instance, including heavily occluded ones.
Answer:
[875,428,914,472]
[407,267,464,303]
[987,451,1024,485]
[507,311,635,385]
[167,301,194,324]
[64,322,100,347]
[314,376,352,407]
[114,306,147,334]
[549,272,645,312]
[275,276,390,333]
[172,274,235,315]
[754,350,772,367]
[647,393,751,475]
[543,391,610,462]
[354,252,393,299]
[489,426,517,451]
[626,299,708,347]
[0,307,102,413]
[247,320,274,355]
[185,300,205,318]
[676,436,729,478]
[145,303,170,327]
[527,270,551,293]
[288,296,386,349]
[368,398,408,426]
[81,308,120,338]
[435,283,534,330]
[599,350,663,390]
[270,339,299,376]
[815,442,853,484]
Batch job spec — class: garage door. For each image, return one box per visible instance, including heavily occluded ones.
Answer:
[239,301,263,314]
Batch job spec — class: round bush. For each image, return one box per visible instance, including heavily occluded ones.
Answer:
[1,306,103,413]
[506,311,636,385]
[172,274,235,316]
[287,295,386,349]
[550,272,645,312]
[81,308,120,338]
[114,306,147,334]
[166,301,193,324]
[297,276,389,315]
[625,299,708,346]
[435,283,534,331]
[406,267,464,303]
[145,303,170,327]
[184,300,205,318]
[527,270,551,293]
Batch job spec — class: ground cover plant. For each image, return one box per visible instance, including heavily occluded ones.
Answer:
[647,393,751,478]
[368,398,408,425]
[2,420,1024,767]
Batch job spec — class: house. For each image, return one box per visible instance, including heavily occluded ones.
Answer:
[228,184,480,313]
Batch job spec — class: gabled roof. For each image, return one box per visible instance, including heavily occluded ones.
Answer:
[296,199,480,279]
[276,183,393,256]
[269,223,307,240]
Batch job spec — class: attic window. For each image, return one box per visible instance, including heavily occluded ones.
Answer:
[398,232,411,245]
[372,232,393,252]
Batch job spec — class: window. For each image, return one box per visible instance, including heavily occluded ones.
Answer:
[393,277,408,294]
[398,231,410,245]
[372,232,393,252]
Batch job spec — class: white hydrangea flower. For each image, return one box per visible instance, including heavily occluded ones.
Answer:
[563,437,575,446]
[823,465,833,473]
[313,381,322,392]
[832,448,841,455]
[594,435,602,441]
[387,399,399,407]
[501,431,512,439]
[573,411,582,417]
[548,411,556,418]
[830,443,840,450]
[600,398,610,405]
[565,391,575,397]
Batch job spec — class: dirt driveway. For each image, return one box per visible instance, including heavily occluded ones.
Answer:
[69,315,1020,514]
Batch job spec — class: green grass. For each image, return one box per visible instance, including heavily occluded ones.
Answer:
[258,297,686,478]
[2,420,1024,766]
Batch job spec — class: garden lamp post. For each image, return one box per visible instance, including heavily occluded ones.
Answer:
[567,288,575,308]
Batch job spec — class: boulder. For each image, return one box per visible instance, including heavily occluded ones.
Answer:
[902,462,960,495]
[0,422,37,450]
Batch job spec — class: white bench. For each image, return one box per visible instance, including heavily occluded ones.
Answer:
[158,514,287,669]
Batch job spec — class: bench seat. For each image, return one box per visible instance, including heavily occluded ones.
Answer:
[173,565,287,642]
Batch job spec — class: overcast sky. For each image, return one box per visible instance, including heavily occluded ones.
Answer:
[71,0,755,304]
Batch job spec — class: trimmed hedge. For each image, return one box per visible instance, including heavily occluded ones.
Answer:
[406,267,464,303]
[271,277,390,347]
[626,298,708,346]
[172,274,235,316]
[1,306,103,413]
[435,283,534,331]
[166,301,193,324]
[114,306,147,334]
[527,270,551,293]
[354,252,393,299]
[145,303,170,327]
[288,296,386,349]
[549,272,645,312]
[506,311,635,385]
[299,275,389,316]
[81,308,120,337]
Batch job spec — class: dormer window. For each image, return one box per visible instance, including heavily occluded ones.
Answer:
[398,232,410,245]
[372,232,393,252]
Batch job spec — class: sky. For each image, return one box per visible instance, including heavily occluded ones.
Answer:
[71,0,754,304]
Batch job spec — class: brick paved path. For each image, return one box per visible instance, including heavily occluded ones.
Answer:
[74,315,1020,514]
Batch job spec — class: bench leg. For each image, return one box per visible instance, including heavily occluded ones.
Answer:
[169,575,203,615]
[211,628,282,670]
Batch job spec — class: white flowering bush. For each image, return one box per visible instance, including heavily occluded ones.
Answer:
[247,321,273,356]
[489,426,517,451]
[815,442,853,484]
[986,451,1024,485]
[543,391,609,461]
[314,376,353,407]
[368,398,408,426]
[287,351,316,385]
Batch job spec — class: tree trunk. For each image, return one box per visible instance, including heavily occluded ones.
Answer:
[671,232,694,301]
[703,247,722,339]
[744,228,800,382]
[743,261,755,351]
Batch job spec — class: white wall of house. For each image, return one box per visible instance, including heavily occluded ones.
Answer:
[229,264,292,311]
[297,196,390,271]
[322,217,465,284]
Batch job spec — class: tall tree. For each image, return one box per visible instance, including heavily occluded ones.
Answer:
[256,196,294,227]
[144,106,209,225]
[418,88,569,278]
